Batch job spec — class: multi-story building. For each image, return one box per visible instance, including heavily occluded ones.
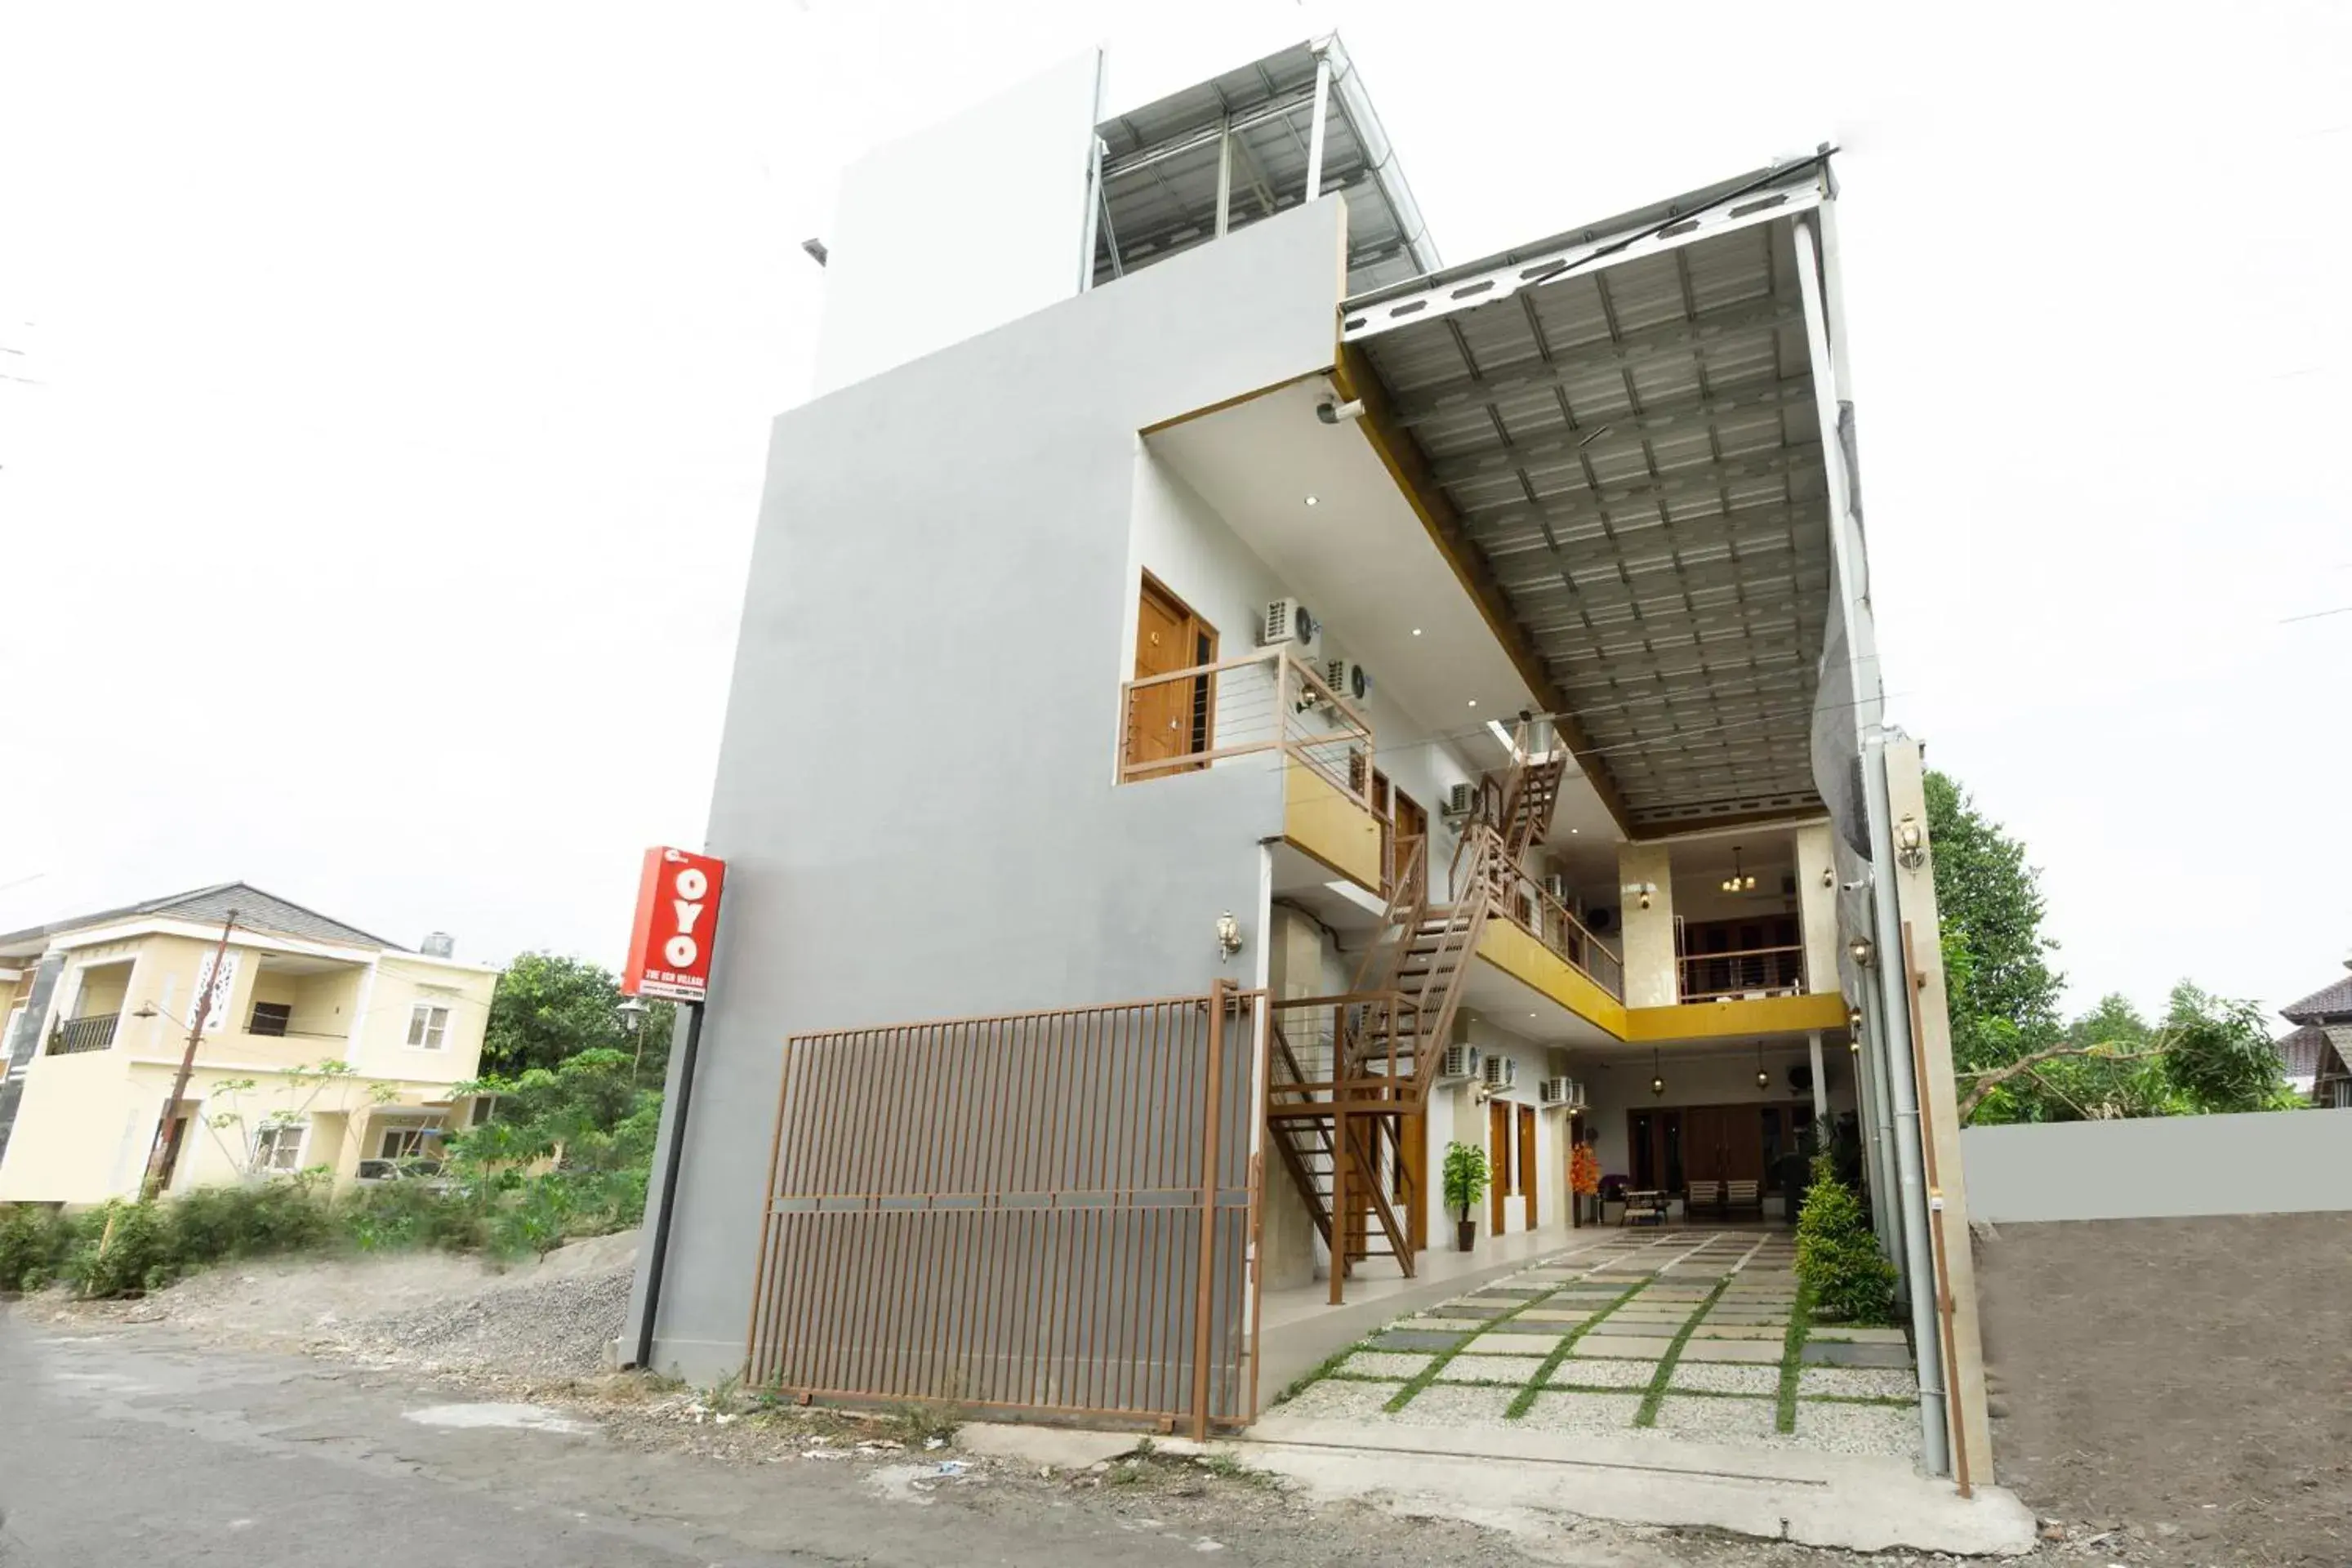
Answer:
[0,883,497,1201]
[630,35,1987,1479]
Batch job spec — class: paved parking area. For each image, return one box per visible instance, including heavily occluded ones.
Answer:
[1272,1230,1922,1461]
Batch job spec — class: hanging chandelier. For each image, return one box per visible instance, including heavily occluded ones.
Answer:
[1719,845,1757,894]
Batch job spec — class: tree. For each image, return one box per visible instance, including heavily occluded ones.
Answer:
[481,953,675,1078]
[1957,983,2298,1123]
[1924,770,2064,1076]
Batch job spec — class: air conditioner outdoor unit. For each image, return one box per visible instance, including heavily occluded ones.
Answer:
[1323,658,1372,705]
[1441,782,1477,819]
[1261,598,1321,657]
[1481,1054,1517,1091]
[1437,1044,1481,1082]
[1539,1076,1584,1108]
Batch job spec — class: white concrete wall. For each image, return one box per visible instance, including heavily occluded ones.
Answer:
[1962,1108,2352,1223]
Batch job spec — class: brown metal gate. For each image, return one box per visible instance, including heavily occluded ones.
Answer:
[745,981,1263,1434]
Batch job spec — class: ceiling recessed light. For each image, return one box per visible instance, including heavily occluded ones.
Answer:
[1303,494,1319,506]
[1468,699,1478,708]
[1570,827,1580,835]
[1410,627,1423,636]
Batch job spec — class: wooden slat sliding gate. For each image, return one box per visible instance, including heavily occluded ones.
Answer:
[746,981,1265,1437]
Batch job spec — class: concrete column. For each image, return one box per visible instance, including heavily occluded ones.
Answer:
[1794,824,1840,993]
[1258,906,1323,1292]
[1616,843,1677,1007]
[1884,737,1997,1486]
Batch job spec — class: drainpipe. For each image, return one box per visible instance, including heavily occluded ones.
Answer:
[1864,740,1949,1479]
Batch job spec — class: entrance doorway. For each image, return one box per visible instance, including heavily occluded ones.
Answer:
[1488,1100,1512,1233]
[1130,573,1216,773]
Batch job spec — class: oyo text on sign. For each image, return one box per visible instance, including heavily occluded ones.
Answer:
[621,847,728,1003]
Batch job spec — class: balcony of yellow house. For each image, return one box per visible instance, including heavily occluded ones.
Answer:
[1117,641,1384,893]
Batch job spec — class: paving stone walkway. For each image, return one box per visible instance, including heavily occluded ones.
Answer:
[1273,1229,1922,1460]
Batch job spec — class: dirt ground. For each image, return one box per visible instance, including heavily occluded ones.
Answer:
[1974,1212,2352,1567]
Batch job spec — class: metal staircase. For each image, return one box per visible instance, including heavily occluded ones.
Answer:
[1266,727,1543,1300]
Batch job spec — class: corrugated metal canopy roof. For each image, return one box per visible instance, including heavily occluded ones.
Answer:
[1342,158,1842,832]
[1094,38,1437,294]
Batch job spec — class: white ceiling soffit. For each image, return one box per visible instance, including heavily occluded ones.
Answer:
[1093,36,1439,295]
[1338,158,1842,832]
[1146,379,1536,742]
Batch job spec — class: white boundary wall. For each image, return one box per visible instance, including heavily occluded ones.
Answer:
[1961,1108,2352,1223]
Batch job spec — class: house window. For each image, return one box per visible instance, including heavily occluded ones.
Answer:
[252,1121,308,1174]
[249,1001,293,1037]
[406,1003,451,1049]
[469,1096,497,1127]
[377,1125,434,1160]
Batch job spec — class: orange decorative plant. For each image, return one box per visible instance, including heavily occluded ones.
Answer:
[1570,1142,1601,1197]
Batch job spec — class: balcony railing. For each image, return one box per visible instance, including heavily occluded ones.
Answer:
[1118,646,1374,810]
[1491,861,1625,1001]
[1679,946,1806,1003]
[50,1013,121,1055]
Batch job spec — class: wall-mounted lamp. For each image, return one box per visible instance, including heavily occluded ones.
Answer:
[1847,1005,1864,1033]
[1849,937,1875,967]
[1821,866,1835,889]
[1624,881,1656,911]
[1894,814,1926,871]
[1216,912,1242,962]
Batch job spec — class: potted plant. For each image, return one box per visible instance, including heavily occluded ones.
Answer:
[1441,1140,1490,1252]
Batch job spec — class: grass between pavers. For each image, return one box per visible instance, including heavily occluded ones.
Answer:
[1501,1280,1649,1418]
[1271,1334,1380,1406]
[1632,1277,1733,1427]
[1773,1283,1815,1434]
[1381,1270,1607,1414]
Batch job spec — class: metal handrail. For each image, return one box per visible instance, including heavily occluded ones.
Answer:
[50,1013,121,1055]
[1117,645,1375,807]
[1678,944,1807,1001]
[1492,860,1626,1000]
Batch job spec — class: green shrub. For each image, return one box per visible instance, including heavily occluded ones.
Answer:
[0,1204,84,1293]
[341,1179,491,1253]
[66,1200,181,1298]
[1795,1155,1897,1325]
[166,1177,335,1263]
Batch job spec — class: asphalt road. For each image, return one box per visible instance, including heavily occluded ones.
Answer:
[0,1313,1321,1568]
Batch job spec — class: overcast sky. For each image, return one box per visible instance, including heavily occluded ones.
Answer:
[2,1,2345,1022]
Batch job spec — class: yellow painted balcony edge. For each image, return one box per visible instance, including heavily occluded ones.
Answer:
[1281,760,1382,891]
[1620,991,1851,1042]
[1474,921,1629,1037]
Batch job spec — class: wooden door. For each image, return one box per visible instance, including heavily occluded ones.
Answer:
[1517,1105,1538,1228]
[1396,1108,1428,1252]
[1392,787,1428,893]
[1130,575,1214,773]
[1489,1100,1512,1234]
[1682,1106,1726,1186]
[1722,1107,1766,1185]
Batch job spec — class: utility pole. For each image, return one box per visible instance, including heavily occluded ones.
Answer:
[142,909,238,1198]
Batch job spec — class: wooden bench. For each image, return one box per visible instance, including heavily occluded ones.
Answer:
[1723,1178,1763,1218]
[1685,1179,1722,1218]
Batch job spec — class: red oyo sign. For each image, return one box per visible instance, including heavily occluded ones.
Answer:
[621,847,727,1002]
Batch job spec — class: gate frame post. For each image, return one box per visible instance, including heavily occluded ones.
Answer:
[1192,978,1232,1439]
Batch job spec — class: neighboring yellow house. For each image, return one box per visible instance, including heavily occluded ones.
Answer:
[0,882,499,1204]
